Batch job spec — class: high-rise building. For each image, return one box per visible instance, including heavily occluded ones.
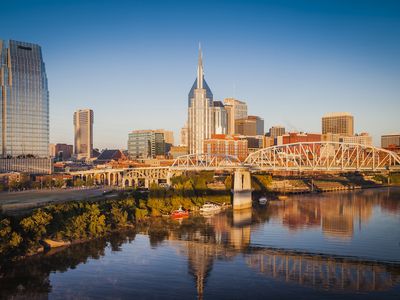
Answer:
[268,126,285,139]
[213,101,227,134]
[0,40,51,174]
[155,129,174,154]
[128,130,165,159]
[180,122,189,146]
[74,109,94,160]
[235,116,264,136]
[224,98,248,135]
[155,129,174,146]
[188,47,214,154]
[322,112,354,136]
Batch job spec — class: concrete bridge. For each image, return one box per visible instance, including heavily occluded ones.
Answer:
[69,142,400,209]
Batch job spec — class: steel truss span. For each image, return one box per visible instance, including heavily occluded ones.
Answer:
[171,153,242,170]
[244,142,400,172]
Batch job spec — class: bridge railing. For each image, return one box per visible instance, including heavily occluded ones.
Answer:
[245,141,400,171]
[171,153,242,170]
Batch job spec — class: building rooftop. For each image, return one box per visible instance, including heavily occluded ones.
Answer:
[323,112,353,118]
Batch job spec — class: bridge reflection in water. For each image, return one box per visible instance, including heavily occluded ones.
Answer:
[246,251,397,292]
[172,192,400,298]
[1,190,399,299]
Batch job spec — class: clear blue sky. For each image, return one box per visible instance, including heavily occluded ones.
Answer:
[1,0,399,148]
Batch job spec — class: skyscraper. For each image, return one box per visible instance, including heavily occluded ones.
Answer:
[0,40,49,157]
[74,109,94,160]
[268,126,286,138]
[322,112,354,136]
[188,47,214,154]
[224,98,248,135]
[213,101,227,134]
[180,122,189,146]
[235,115,264,136]
[0,40,51,174]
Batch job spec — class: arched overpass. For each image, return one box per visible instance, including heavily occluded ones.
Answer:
[69,142,400,188]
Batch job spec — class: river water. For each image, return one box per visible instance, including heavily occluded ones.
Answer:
[1,188,400,299]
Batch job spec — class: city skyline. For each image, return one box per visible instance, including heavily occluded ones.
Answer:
[1,0,399,149]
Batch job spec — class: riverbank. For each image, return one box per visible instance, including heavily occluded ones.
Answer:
[0,180,231,262]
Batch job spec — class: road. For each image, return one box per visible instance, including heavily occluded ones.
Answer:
[0,186,114,214]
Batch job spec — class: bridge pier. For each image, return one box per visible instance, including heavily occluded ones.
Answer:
[233,169,252,210]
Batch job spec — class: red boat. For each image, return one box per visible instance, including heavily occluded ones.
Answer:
[171,207,189,219]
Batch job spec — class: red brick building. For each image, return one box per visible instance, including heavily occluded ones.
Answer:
[278,132,322,145]
[203,134,248,161]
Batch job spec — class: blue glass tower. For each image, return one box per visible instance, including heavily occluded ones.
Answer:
[0,40,49,158]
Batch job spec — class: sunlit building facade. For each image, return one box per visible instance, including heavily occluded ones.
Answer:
[213,101,227,134]
[322,112,354,136]
[0,40,49,157]
[74,109,94,160]
[128,130,165,159]
[0,40,51,174]
[224,98,248,135]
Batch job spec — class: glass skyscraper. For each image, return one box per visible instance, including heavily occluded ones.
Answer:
[188,47,214,154]
[0,40,51,174]
[0,40,49,158]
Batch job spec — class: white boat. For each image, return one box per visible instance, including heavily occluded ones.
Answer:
[200,203,221,213]
[259,197,268,205]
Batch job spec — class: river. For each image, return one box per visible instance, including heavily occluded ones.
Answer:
[1,187,400,299]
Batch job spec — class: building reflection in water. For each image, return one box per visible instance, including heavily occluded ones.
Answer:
[269,189,400,239]
[1,189,400,299]
[172,190,400,297]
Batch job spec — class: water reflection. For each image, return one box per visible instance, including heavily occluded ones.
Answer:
[1,188,399,299]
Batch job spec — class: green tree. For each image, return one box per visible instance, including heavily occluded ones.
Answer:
[0,218,22,255]
[110,205,128,228]
[74,178,85,187]
[20,209,53,240]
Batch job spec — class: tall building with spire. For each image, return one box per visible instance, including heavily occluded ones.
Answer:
[188,46,214,154]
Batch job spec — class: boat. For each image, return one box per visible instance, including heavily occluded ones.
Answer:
[278,195,288,201]
[259,197,268,205]
[200,203,221,213]
[171,206,189,219]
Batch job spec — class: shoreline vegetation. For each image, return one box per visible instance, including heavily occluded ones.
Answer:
[1,171,399,262]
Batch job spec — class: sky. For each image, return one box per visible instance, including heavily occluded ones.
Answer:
[1,0,399,148]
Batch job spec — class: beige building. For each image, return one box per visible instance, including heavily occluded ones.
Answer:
[180,122,189,146]
[74,109,94,160]
[155,129,174,145]
[268,126,286,139]
[322,112,354,136]
[235,116,264,136]
[49,143,73,160]
[339,133,373,146]
[381,134,400,149]
[224,98,248,135]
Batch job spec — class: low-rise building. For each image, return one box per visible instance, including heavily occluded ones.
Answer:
[277,132,321,145]
[203,134,248,161]
[169,146,189,159]
[339,133,373,146]
[381,133,400,154]
[96,149,127,164]
[49,143,73,161]
[128,130,165,159]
